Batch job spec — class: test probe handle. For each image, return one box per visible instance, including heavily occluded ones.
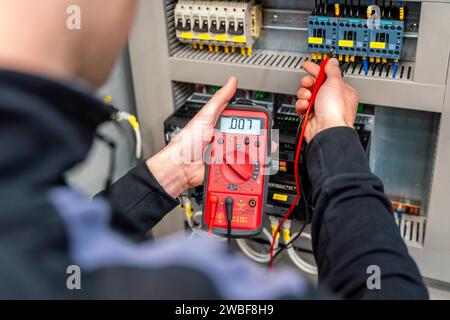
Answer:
[208,196,218,234]
[308,57,330,112]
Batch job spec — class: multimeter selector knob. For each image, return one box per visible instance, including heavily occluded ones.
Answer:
[221,151,255,185]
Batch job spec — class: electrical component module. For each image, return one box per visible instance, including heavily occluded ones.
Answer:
[368,20,404,61]
[337,17,369,61]
[307,16,338,61]
[175,0,262,56]
[308,0,406,78]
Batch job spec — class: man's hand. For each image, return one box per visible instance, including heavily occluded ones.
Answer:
[296,58,359,143]
[147,77,238,198]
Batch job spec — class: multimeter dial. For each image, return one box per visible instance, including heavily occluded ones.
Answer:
[220,151,254,185]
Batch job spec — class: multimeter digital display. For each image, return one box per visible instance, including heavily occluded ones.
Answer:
[203,104,272,238]
[219,117,262,135]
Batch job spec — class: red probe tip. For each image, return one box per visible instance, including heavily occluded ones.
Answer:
[208,196,218,235]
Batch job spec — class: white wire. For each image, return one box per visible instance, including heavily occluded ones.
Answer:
[133,127,142,159]
[188,210,227,242]
[287,232,318,275]
[236,228,273,263]
[115,111,142,159]
[183,196,316,274]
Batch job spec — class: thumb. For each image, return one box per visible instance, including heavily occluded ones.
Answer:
[197,77,238,122]
[324,58,342,80]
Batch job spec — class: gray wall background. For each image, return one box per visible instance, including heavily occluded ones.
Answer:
[67,50,138,196]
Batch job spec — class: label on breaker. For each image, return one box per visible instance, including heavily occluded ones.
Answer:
[215,35,229,42]
[308,37,323,45]
[370,41,386,49]
[181,32,194,40]
[233,36,247,43]
[339,40,354,47]
[199,33,211,41]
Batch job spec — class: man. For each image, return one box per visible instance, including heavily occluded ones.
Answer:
[0,0,427,299]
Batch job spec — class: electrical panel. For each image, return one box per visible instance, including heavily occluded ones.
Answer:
[175,0,262,55]
[130,0,450,283]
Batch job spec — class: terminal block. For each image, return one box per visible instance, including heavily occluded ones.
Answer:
[175,0,263,56]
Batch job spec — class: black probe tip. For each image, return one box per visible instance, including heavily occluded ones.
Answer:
[225,197,234,250]
[225,197,234,221]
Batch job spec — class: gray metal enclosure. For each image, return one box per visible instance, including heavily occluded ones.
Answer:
[128,0,450,283]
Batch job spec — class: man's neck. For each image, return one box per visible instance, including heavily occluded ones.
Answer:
[0,53,75,83]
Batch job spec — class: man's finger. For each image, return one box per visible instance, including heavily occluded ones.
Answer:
[302,61,321,77]
[297,87,312,101]
[295,99,309,115]
[196,77,238,122]
[300,75,316,89]
[324,58,342,79]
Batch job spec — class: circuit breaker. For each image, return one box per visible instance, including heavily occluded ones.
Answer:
[175,0,262,55]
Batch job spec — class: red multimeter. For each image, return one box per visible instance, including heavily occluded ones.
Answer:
[203,104,272,238]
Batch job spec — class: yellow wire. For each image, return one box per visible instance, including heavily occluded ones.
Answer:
[128,115,140,130]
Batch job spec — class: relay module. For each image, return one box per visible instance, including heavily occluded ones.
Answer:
[307,1,405,76]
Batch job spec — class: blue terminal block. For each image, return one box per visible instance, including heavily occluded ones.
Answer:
[307,16,338,54]
[336,18,369,57]
[368,20,405,60]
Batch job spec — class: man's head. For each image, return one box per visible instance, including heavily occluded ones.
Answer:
[0,0,137,88]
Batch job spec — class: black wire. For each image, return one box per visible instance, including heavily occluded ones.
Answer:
[272,222,308,261]
[388,1,392,19]
[294,247,314,255]
[272,167,312,261]
[246,235,313,252]
[95,133,117,195]
[225,197,234,251]
[228,221,232,250]
[271,115,313,263]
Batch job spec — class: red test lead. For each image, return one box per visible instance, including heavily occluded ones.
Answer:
[269,57,331,270]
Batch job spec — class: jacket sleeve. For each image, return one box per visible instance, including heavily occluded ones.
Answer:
[96,161,179,239]
[305,127,428,299]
